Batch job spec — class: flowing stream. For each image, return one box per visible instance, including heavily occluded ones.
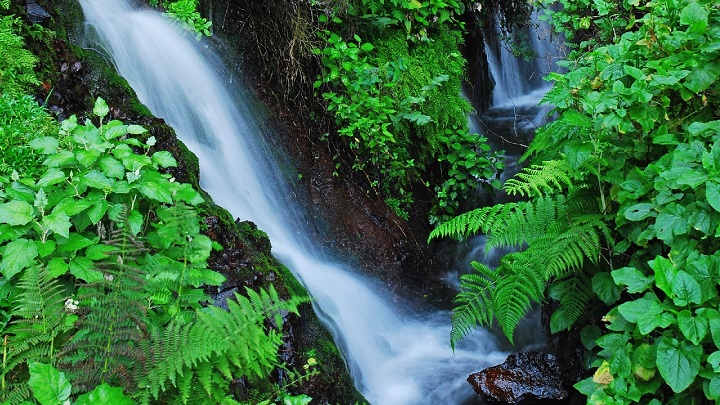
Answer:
[78,1,510,403]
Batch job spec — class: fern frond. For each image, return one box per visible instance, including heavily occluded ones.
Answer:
[547,274,593,333]
[145,287,307,402]
[450,262,498,349]
[492,254,545,343]
[503,160,574,197]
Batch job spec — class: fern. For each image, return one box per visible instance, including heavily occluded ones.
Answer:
[1,266,69,404]
[0,15,39,95]
[547,274,592,334]
[432,162,611,345]
[503,160,574,197]
[143,286,308,404]
[450,262,498,349]
[61,213,149,393]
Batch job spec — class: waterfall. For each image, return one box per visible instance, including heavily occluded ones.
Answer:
[78,1,508,404]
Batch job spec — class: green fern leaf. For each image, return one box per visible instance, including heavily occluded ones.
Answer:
[450,262,498,349]
[492,255,545,343]
[503,160,574,197]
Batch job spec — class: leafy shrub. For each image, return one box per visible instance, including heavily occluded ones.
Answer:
[434,0,720,403]
[0,99,311,404]
[314,1,502,220]
[0,94,58,179]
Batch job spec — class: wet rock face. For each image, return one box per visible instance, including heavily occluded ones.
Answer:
[467,351,568,404]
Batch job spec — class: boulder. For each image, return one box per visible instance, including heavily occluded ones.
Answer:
[467,351,568,403]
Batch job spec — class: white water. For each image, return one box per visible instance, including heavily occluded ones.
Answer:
[78,1,508,403]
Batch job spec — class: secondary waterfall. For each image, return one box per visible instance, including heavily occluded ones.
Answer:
[78,1,509,403]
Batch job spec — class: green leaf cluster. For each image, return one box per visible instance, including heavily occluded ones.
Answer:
[0,99,311,404]
[0,11,38,95]
[149,0,211,38]
[313,1,502,220]
[430,162,609,344]
[433,0,720,401]
[528,0,720,402]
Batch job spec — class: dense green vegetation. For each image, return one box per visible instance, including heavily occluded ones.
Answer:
[314,0,502,221]
[0,2,318,404]
[432,0,720,403]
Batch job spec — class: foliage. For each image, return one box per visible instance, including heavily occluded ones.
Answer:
[429,174,609,344]
[313,0,502,220]
[0,98,312,404]
[26,362,133,405]
[0,94,59,181]
[0,12,39,95]
[149,0,211,38]
[430,0,720,402]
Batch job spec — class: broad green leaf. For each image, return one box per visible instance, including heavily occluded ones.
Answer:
[43,151,76,168]
[126,124,147,135]
[41,212,71,238]
[85,244,115,260]
[34,188,48,212]
[677,310,708,345]
[1,239,38,279]
[37,168,67,187]
[617,293,673,334]
[684,63,720,94]
[102,124,128,140]
[151,151,177,168]
[93,97,110,118]
[651,256,675,297]
[623,203,654,221]
[29,137,59,154]
[87,199,108,224]
[46,258,69,278]
[708,375,720,401]
[76,149,101,167]
[75,383,134,405]
[564,140,594,170]
[624,65,645,81]
[82,170,114,189]
[679,2,709,32]
[561,110,593,127]
[173,183,204,205]
[611,267,653,293]
[98,156,125,179]
[28,362,71,405]
[187,234,213,263]
[671,271,703,306]
[69,257,103,282]
[707,181,720,213]
[128,209,143,236]
[36,240,56,258]
[580,325,602,350]
[592,272,621,305]
[136,179,173,204]
[57,233,95,253]
[52,198,93,217]
[657,336,702,393]
[0,200,34,225]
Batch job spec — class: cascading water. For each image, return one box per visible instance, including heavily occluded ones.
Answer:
[449,11,562,346]
[78,1,509,403]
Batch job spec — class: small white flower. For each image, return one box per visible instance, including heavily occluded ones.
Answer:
[64,298,79,312]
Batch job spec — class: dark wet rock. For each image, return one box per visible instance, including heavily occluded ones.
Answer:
[467,351,568,403]
[26,1,51,23]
